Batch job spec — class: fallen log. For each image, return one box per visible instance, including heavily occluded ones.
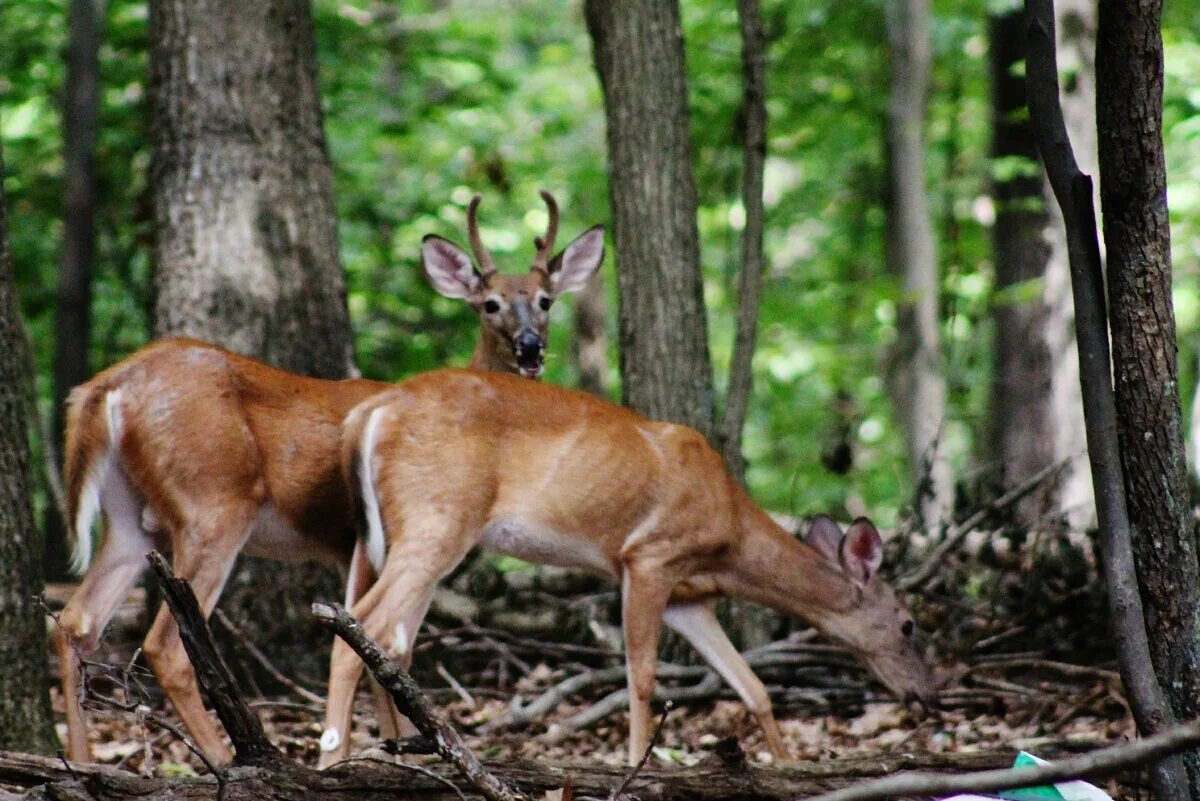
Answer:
[0,748,1025,801]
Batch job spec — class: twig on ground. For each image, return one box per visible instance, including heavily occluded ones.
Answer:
[312,601,529,801]
[965,658,1121,683]
[806,715,1200,801]
[437,662,477,708]
[609,703,672,801]
[899,459,1068,591]
[548,674,722,742]
[212,609,326,706]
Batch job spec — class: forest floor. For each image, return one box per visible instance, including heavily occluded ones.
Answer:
[48,594,1144,798]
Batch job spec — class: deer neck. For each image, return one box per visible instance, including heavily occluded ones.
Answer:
[721,496,857,622]
[468,328,515,374]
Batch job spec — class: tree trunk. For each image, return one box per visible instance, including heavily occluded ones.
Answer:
[986,4,1094,530]
[46,0,102,582]
[149,0,354,379]
[1096,0,1200,790]
[0,142,58,755]
[718,0,768,482]
[584,0,715,439]
[883,0,953,527]
[148,0,355,679]
[986,9,1054,524]
[570,273,608,397]
[1040,0,1096,530]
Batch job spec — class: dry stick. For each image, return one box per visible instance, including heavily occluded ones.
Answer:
[312,601,529,801]
[146,551,285,769]
[718,0,768,480]
[807,715,1200,801]
[898,459,1066,591]
[608,703,672,801]
[1023,1,1188,799]
[212,609,326,706]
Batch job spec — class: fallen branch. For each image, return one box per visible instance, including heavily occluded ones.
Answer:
[312,601,529,801]
[807,715,1200,801]
[147,550,284,768]
[213,609,326,706]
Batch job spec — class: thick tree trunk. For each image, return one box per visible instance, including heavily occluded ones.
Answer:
[986,4,1094,529]
[46,0,102,582]
[150,0,354,379]
[1096,0,1200,790]
[584,0,715,439]
[0,144,58,755]
[883,0,952,527]
[148,0,355,678]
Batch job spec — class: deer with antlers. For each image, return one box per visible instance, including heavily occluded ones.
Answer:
[54,192,605,764]
[318,370,936,767]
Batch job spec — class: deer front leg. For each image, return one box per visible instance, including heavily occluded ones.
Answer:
[662,600,788,761]
[319,521,475,769]
[620,567,673,766]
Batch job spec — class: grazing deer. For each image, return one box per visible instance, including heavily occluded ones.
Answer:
[55,192,606,764]
[319,370,936,767]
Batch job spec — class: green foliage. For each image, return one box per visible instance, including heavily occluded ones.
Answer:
[3,0,1199,531]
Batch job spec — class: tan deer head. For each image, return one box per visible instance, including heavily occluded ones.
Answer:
[421,191,605,378]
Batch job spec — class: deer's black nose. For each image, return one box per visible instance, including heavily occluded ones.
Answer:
[515,329,543,359]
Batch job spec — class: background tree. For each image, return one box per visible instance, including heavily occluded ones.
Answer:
[884,0,952,526]
[0,139,58,754]
[1097,0,1200,789]
[45,0,102,581]
[148,0,354,674]
[985,0,1094,528]
[584,0,715,439]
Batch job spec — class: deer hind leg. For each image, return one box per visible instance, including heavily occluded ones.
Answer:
[57,464,155,762]
[662,600,788,761]
[319,518,476,769]
[140,501,259,766]
[344,539,413,743]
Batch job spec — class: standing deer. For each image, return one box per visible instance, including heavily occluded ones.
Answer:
[319,370,936,767]
[55,192,605,764]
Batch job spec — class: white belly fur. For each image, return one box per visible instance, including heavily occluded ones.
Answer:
[479,518,614,577]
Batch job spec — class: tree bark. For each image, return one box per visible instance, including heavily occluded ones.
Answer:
[0,142,58,755]
[718,0,768,482]
[1096,0,1200,790]
[46,0,103,582]
[149,0,354,379]
[584,0,715,439]
[883,0,953,527]
[148,0,355,679]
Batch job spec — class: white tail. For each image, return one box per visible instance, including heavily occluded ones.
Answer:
[319,370,937,766]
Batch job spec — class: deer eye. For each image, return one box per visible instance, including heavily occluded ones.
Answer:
[483,299,501,314]
[538,296,552,311]
[901,620,915,637]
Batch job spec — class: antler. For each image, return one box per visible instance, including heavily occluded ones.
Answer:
[533,189,559,273]
[467,194,498,279]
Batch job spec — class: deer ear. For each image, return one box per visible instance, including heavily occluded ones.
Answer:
[806,514,843,562]
[547,225,605,295]
[840,517,883,587]
[422,235,481,299]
